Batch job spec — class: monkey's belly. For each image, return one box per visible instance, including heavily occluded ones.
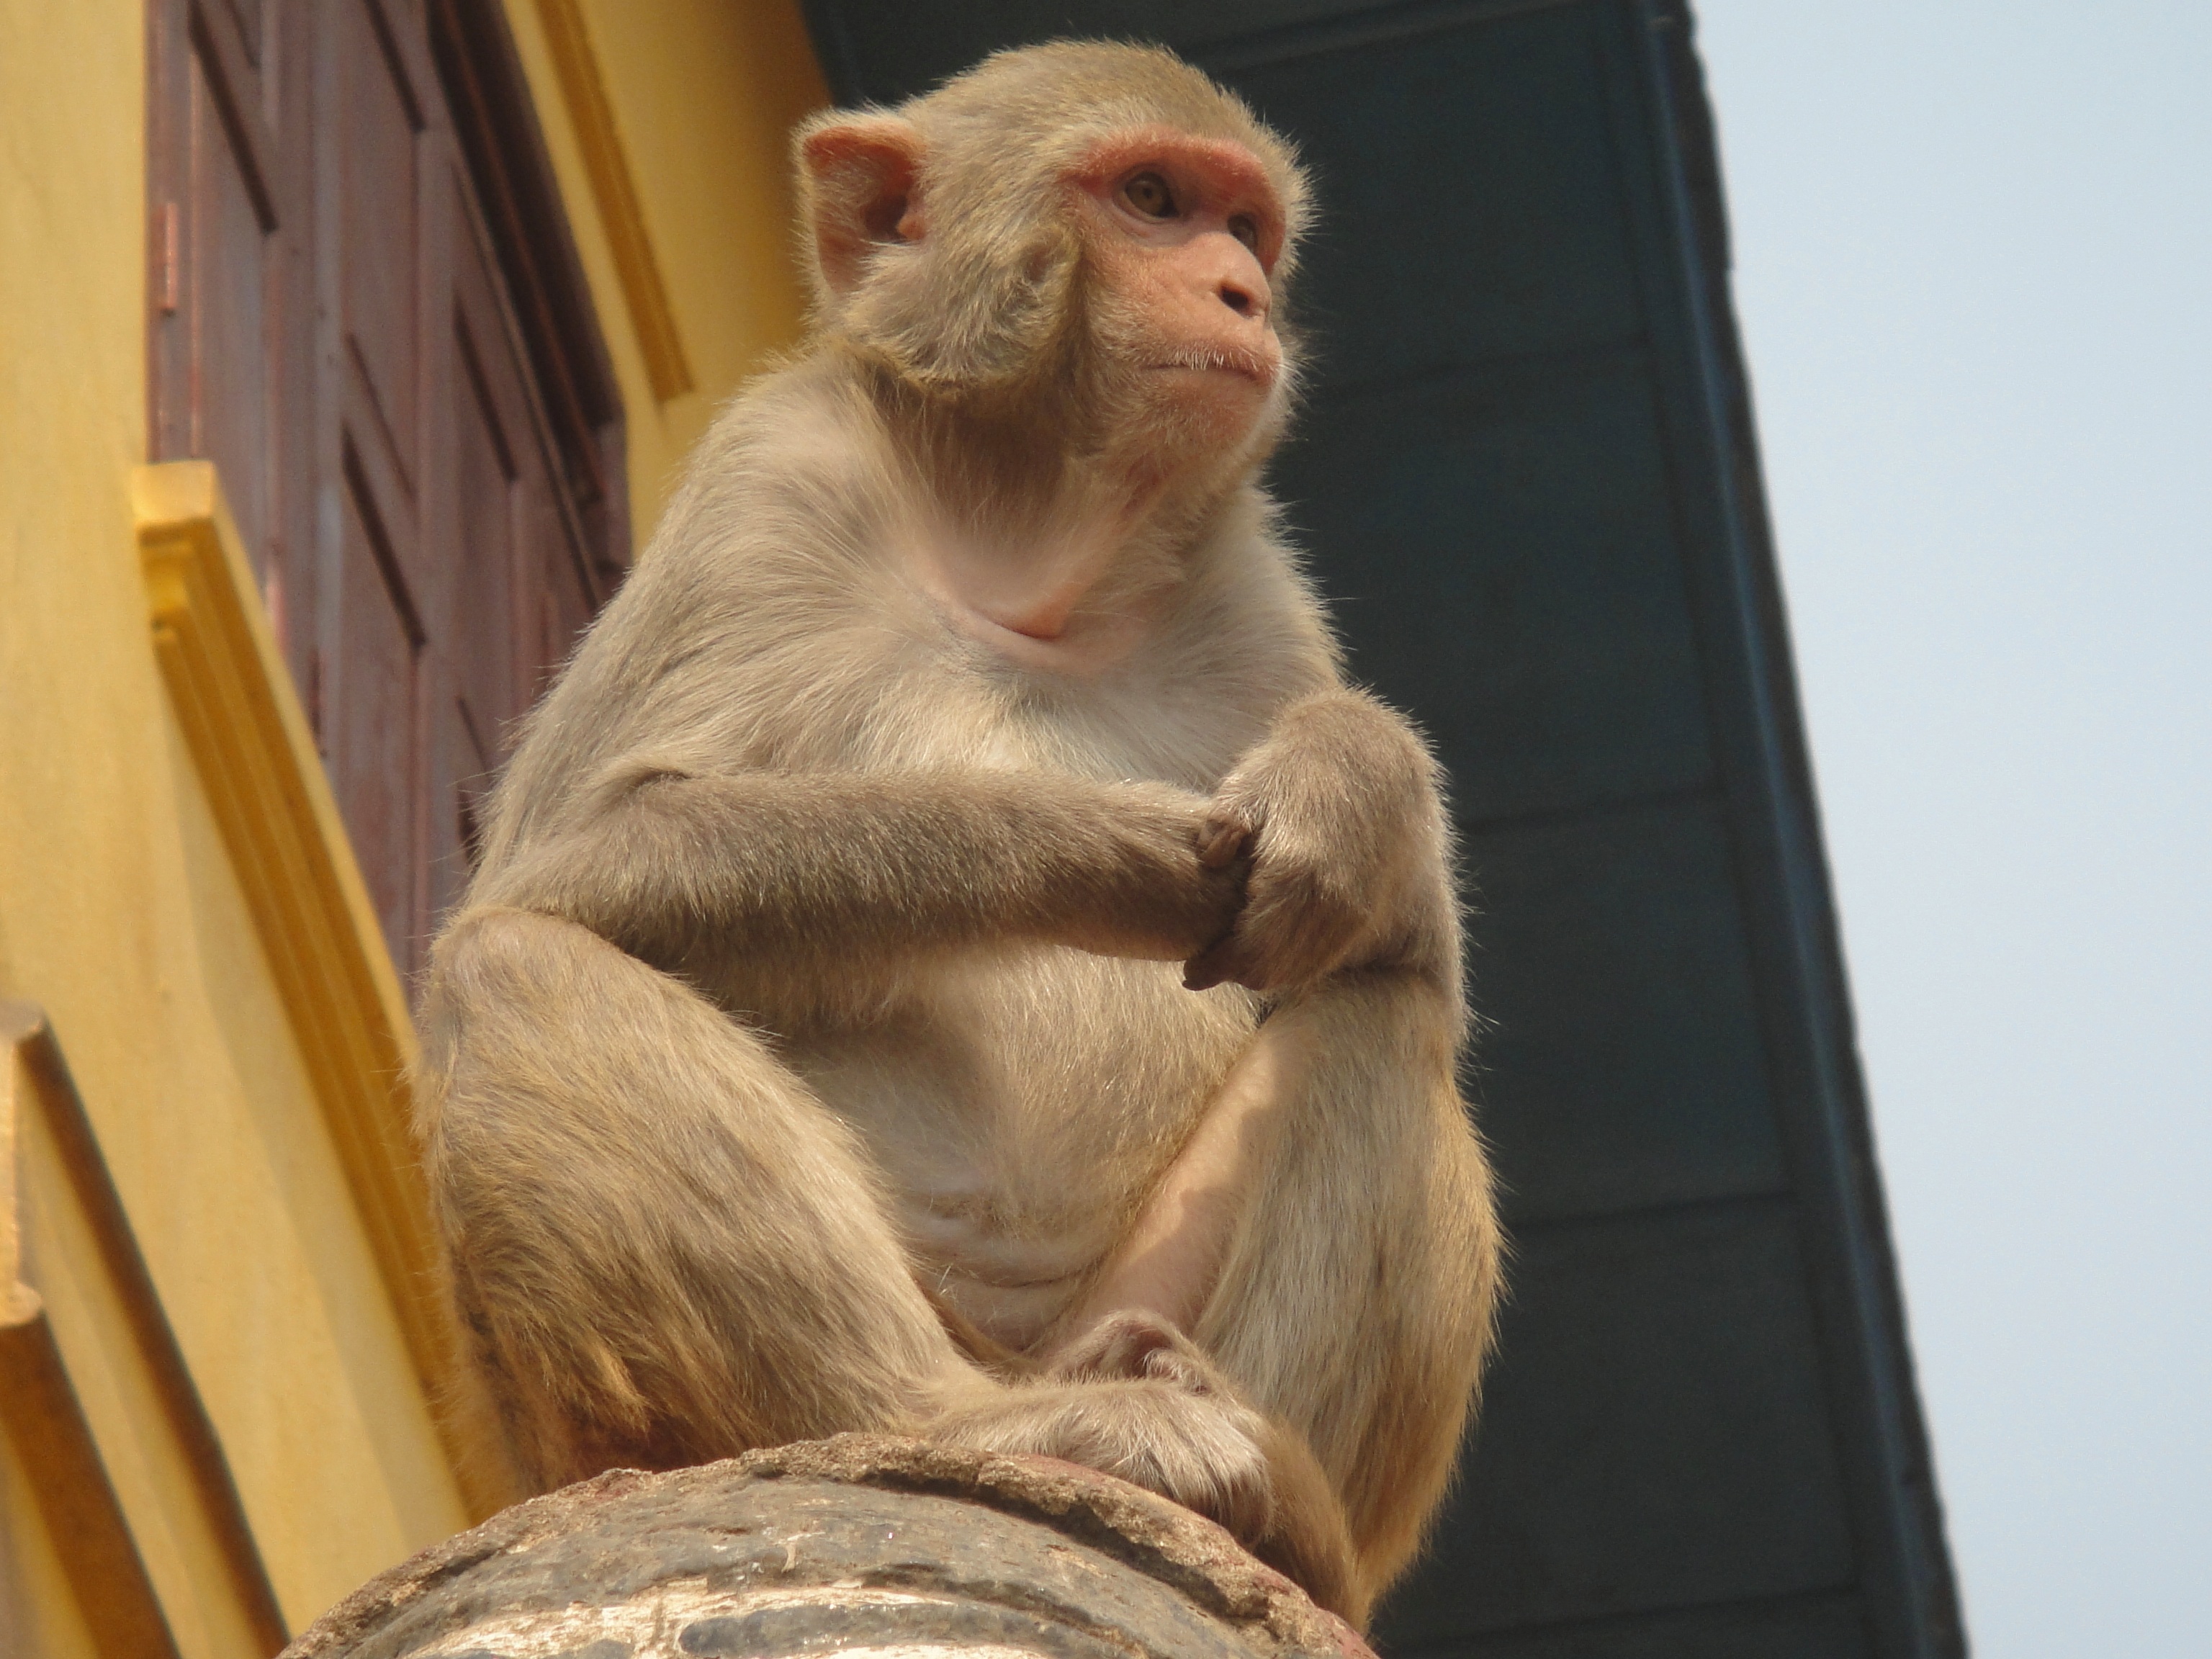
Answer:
[783,950,1259,1352]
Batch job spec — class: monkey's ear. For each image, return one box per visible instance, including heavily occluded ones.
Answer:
[798,114,926,298]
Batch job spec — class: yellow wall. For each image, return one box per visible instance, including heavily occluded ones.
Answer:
[0,0,467,1642]
[503,0,832,540]
[1,0,827,1645]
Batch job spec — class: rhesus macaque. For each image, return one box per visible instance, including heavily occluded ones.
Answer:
[415,40,1499,1626]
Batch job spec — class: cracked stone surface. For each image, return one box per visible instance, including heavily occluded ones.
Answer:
[283,1434,1375,1659]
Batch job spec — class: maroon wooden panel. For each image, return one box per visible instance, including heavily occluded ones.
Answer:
[150,0,310,668]
[186,50,274,566]
[451,237,526,739]
[150,0,626,984]
[329,446,427,968]
[336,0,423,503]
[428,215,523,927]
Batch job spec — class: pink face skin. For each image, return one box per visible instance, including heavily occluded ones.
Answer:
[1070,127,1288,410]
[909,129,1292,668]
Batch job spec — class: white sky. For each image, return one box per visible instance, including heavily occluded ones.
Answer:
[1691,2,2212,1652]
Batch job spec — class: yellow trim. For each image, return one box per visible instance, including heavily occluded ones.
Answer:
[130,462,493,1521]
[3,1000,284,1658]
[531,0,697,402]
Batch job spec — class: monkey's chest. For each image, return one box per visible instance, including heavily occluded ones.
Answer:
[781,948,1257,1351]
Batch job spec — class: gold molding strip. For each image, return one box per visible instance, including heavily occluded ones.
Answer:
[533,0,696,401]
[132,462,493,1521]
[3,1000,287,1657]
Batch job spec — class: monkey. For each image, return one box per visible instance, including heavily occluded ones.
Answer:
[412,40,1501,1628]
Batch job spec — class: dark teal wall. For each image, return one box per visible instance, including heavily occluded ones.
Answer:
[798,4,1964,1654]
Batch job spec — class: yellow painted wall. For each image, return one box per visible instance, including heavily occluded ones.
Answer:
[503,0,832,540]
[2,0,829,1642]
[0,0,467,1638]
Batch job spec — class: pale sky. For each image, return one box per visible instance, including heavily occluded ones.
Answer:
[1691,2,2212,1652]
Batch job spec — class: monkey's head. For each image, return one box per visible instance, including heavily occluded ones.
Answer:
[795,42,1312,477]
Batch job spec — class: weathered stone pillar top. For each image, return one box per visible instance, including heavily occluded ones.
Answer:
[284,1435,1375,1659]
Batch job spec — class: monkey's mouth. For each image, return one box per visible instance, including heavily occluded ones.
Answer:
[1149,349,1276,386]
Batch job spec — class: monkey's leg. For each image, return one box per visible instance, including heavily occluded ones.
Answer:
[1064,968,1501,1603]
[415,905,975,1492]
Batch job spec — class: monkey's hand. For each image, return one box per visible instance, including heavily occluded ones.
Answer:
[1183,689,1449,993]
[1066,782,1254,964]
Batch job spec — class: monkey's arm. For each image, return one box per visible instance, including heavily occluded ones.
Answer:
[475,768,1245,974]
[1184,688,1455,993]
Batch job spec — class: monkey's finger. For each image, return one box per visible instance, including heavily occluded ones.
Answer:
[1197,812,1254,869]
[1182,940,1235,991]
[1183,932,1264,992]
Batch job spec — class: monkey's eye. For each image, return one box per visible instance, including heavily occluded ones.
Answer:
[1228,215,1260,254]
[1120,171,1179,219]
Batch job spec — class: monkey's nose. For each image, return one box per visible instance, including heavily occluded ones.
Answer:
[1218,279,1263,320]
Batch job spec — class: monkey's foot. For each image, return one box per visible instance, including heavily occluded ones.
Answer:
[926,1365,1276,1539]
[927,1310,1362,1623]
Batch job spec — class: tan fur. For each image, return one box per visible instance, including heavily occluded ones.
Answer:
[413,42,1501,1629]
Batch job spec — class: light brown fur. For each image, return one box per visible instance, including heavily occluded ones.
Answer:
[413,42,1501,1628]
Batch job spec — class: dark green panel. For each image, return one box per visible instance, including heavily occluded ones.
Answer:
[1463,796,1785,1224]
[1434,1593,1872,1659]
[1225,4,1645,384]
[1278,354,1712,822]
[1383,1200,1856,1645]
[800,0,1394,102]
[802,2,1964,1654]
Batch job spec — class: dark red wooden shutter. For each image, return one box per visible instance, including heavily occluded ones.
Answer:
[150,0,626,982]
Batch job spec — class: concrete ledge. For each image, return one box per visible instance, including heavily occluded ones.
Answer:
[284,1434,1375,1659]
